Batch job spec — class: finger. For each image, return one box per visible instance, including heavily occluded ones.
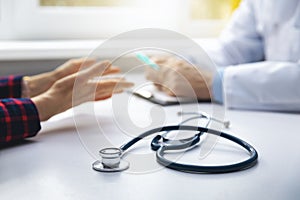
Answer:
[97,80,134,90]
[114,81,134,90]
[153,83,163,91]
[70,57,97,68]
[95,88,124,101]
[80,57,97,66]
[95,93,113,101]
[82,60,112,79]
[112,88,124,94]
[150,56,169,65]
[89,76,125,83]
[93,80,133,101]
[82,59,97,69]
[55,58,97,79]
[162,86,176,97]
[93,80,133,97]
[102,66,120,76]
[96,90,123,100]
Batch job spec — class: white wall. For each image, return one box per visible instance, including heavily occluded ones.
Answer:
[0,60,66,76]
[0,57,143,76]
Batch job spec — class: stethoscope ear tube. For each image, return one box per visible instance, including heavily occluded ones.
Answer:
[154,126,258,173]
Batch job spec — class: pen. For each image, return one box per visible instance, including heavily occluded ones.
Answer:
[135,52,160,71]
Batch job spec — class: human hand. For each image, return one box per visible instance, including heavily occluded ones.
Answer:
[32,60,134,121]
[145,56,213,99]
[54,57,120,79]
[24,58,120,98]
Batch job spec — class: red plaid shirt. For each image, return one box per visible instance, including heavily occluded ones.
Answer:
[0,75,41,143]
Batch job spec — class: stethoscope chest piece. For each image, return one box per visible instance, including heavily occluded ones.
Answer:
[92,147,129,172]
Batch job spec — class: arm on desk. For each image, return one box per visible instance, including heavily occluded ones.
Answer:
[0,98,41,143]
[0,75,23,98]
[220,61,300,111]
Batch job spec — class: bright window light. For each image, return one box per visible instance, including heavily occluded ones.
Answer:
[0,0,241,40]
[39,0,135,7]
[191,0,234,20]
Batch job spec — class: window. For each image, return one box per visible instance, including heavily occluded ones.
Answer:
[191,0,234,20]
[0,1,13,39]
[39,0,134,7]
[181,0,241,37]
[0,0,240,40]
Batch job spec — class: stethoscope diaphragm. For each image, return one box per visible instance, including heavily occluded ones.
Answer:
[92,147,129,172]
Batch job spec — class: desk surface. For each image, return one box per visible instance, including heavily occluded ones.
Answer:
[1,84,300,200]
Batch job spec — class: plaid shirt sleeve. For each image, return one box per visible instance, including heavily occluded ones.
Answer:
[0,98,41,143]
[0,75,23,98]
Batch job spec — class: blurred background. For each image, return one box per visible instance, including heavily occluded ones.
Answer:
[0,0,240,75]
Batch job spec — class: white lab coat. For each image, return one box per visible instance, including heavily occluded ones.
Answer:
[208,0,300,111]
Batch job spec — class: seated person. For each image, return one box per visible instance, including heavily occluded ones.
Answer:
[146,0,300,112]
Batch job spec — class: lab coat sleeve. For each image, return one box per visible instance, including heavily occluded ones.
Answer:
[212,68,225,104]
[206,0,264,66]
[223,61,300,112]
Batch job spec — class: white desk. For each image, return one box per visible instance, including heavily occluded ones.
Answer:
[1,83,300,200]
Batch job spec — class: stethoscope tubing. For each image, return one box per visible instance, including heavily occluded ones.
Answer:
[120,125,258,173]
[156,126,258,173]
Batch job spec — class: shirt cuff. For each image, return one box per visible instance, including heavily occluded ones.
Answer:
[0,75,23,98]
[0,98,41,143]
[212,68,225,104]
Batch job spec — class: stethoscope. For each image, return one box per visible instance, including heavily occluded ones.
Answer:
[92,112,258,173]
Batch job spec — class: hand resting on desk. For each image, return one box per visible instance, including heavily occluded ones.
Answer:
[145,56,213,100]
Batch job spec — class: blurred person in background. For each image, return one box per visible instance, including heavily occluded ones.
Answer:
[146,0,300,112]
